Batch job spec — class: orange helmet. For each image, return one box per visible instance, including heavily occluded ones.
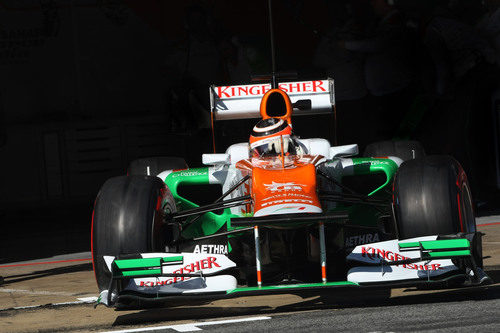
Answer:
[249,118,299,157]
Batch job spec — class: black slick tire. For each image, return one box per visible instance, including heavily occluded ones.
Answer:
[393,155,476,240]
[91,175,176,292]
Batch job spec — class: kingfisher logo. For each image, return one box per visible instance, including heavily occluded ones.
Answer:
[138,257,221,287]
[264,182,303,192]
[361,246,442,271]
[217,80,327,99]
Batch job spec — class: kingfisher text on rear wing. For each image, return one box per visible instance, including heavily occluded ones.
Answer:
[209,79,335,121]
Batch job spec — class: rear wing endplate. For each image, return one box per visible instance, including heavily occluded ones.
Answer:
[209,79,335,121]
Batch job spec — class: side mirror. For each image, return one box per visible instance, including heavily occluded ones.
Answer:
[329,144,359,158]
[202,153,230,165]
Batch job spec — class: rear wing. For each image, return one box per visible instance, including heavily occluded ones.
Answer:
[209,79,335,121]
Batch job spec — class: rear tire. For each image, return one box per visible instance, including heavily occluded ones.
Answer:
[128,157,187,176]
[91,175,176,292]
[393,155,476,240]
[364,140,425,161]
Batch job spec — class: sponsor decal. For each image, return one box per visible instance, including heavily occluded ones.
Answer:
[361,246,442,271]
[217,80,327,98]
[254,203,322,216]
[264,181,304,192]
[171,170,208,178]
[262,193,313,201]
[345,233,380,247]
[261,198,313,207]
[274,206,306,212]
[139,257,221,287]
[193,244,228,255]
[366,160,393,166]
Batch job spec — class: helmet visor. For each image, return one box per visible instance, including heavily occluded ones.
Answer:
[250,135,298,158]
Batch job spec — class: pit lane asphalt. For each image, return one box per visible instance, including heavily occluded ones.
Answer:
[1,217,499,333]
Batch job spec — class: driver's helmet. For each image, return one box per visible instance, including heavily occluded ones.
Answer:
[249,118,301,158]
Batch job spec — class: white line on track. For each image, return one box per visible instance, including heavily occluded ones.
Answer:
[0,288,75,296]
[99,316,272,333]
[0,288,97,299]
[0,296,98,312]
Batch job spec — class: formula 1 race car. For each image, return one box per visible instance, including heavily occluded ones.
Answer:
[92,79,491,308]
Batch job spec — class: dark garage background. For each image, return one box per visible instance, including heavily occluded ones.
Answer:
[0,0,499,262]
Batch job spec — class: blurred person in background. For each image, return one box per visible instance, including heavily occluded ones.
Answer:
[218,36,252,85]
[163,4,222,131]
[313,0,371,149]
[422,0,497,203]
[0,91,5,147]
[477,0,500,66]
[337,0,417,142]
[424,0,493,97]
[476,0,500,195]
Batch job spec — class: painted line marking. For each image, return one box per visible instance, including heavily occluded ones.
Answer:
[0,288,76,296]
[477,222,500,227]
[0,289,96,299]
[99,316,272,333]
[0,258,91,268]
[77,296,98,302]
[0,296,98,312]
[52,297,98,306]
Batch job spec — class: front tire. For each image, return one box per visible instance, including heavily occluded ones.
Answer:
[91,175,175,291]
[393,155,476,240]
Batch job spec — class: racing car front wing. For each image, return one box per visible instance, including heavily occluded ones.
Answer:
[95,231,491,307]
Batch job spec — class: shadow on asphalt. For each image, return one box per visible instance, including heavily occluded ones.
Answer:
[111,268,500,327]
[1,263,92,285]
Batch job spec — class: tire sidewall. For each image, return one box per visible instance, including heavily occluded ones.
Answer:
[393,155,476,240]
[91,175,174,291]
